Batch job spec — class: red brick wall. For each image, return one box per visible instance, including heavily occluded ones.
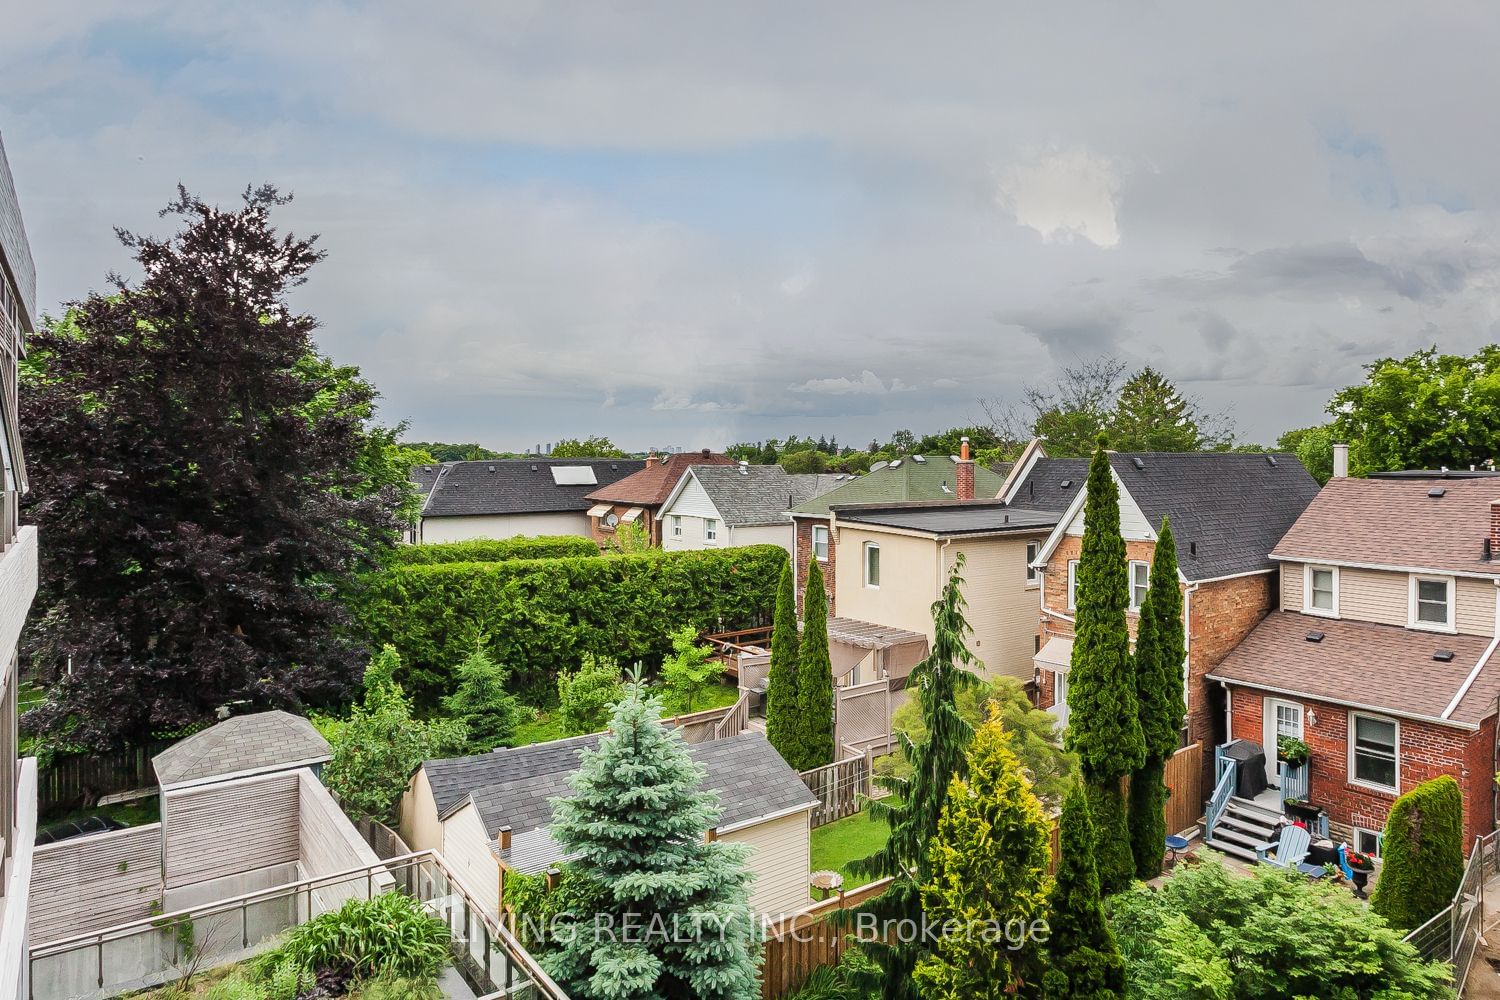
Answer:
[587,503,663,548]
[1227,686,1497,844]
[794,517,834,617]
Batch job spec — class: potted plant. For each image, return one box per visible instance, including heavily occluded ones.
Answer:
[1343,846,1376,898]
[1282,797,1324,827]
[1277,736,1311,766]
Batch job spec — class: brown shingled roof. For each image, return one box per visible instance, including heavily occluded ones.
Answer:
[586,450,737,505]
[1207,611,1500,727]
[1271,476,1500,577]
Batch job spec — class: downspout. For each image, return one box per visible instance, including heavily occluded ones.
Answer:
[1184,580,1200,744]
[938,537,954,593]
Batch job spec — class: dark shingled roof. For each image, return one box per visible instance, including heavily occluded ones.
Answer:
[0,133,35,331]
[586,450,738,506]
[410,464,445,498]
[1208,611,1500,728]
[683,465,843,527]
[1007,457,1090,513]
[432,732,817,873]
[152,711,331,787]
[421,458,645,518]
[836,500,1060,536]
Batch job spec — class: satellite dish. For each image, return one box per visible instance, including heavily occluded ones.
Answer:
[605,513,619,528]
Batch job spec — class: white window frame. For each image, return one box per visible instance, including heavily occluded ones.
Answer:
[671,515,682,538]
[1025,540,1040,587]
[864,542,880,589]
[705,518,719,542]
[1348,711,1400,794]
[1129,560,1149,611]
[1408,574,1456,633]
[1303,564,1339,618]
[1052,669,1070,729]
[1353,826,1383,858]
[1067,560,1079,611]
[812,524,829,562]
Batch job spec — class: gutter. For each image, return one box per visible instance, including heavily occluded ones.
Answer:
[1205,676,1479,731]
[716,801,819,836]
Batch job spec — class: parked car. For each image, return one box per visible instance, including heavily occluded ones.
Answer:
[34,814,125,845]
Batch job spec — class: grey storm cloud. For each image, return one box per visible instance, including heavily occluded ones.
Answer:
[4,2,1500,449]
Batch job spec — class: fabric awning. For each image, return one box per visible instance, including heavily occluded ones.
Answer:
[621,507,644,522]
[1034,636,1074,672]
[586,504,612,518]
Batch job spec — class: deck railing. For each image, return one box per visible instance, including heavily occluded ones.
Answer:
[1278,760,1310,806]
[710,691,752,741]
[1205,748,1237,842]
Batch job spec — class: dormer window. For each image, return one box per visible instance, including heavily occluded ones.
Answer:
[1410,575,1455,632]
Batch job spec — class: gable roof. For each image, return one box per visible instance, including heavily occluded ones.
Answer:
[790,457,1006,517]
[1034,452,1320,582]
[585,450,738,506]
[1207,611,1500,728]
[421,458,645,518]
[152,711,331,788]
[1271,476,1500,578]
[429,731,817,873]
[667,465,844,527]
[410,463,445,498]
[1004,457,1090,513]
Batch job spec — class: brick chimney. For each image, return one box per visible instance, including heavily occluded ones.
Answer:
[645,452,660,469]
[956,436,975,501]
[1490,501,1500,561]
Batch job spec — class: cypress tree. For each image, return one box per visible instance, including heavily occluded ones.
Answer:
[1043,783,1127,999]
[1371,775,1466,930]
[765,562,801,764]
[914,709,1052,999]
[794,560,835,771]
[547,686,760,1000]
[1127,516,1188,879]
[1065,441,1146,893]
[844,554,982,1000]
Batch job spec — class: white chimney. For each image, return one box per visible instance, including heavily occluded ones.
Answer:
[1332,443,1349,479]
[739,460,749,475]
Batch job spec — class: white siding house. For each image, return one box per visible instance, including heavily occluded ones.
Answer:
[658,465,843,557]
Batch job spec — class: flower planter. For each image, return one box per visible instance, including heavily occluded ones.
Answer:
[1283,799,1324,827]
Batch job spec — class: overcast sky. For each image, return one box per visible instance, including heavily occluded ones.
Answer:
[4,3,1500,452]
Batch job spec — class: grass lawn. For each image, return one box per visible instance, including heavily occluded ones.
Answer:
[506,683,742,748]
[684,682,742,713]
[809,805,890,890]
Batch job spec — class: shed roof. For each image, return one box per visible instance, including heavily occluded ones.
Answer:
[421,458,646,518]
[585,451,737,506]
[791,457,1006,517]
[826,617,928,650]
[152,711,330,788]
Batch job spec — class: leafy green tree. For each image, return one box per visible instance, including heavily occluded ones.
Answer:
[889,429,917,454]
[1372,775,1466,931]
[1110,366,1228,452]
[765,563,801,764]
[913,710,1052,999]
[324,646,468,823]
[405,441,506,462]
[551,436,627,458]
[1044,783,1127,999]
[1108,860,1454,999]
[883,674,1077,810]
[606,520,652,553]
[1066,442,1146,893]
[556,655,625,736]
[781,449,830,474]
[846,555,981,1000]
[441,643,522,752]
[659,626,721,714]
[1128,516,1188,879]
[1275,425,1334,484]
[794,560,836,770]
[547,687,760,1000]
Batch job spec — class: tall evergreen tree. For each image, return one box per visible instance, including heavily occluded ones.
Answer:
[765,562,801,763]
[1127,517,1188,879]
[914,709,1052,999]
[1043,784,1127,999]
[794,560,835,770]
[548,687,760,1000]
[441,643,522,753]
[845,555,982,1000]
[1109,366,1225,452]
[1066,442,1146,893]
[21,186,402,748]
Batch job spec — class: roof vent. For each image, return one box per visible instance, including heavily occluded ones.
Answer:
[1266,455,1278,467]
[611,463,618,471]
[941,481,953,494]
[890,459,903,468]
[1434,649,1456,662]
[870,461,888,472]
[530,464,538,472]
[1429,487,1446,498]
[739,460,749,475]
[1305,630,1325,642]
[1060,479,1073,489]
[488,465,496,472]
[1189,541,1198,557]
[1132,457,1146,470]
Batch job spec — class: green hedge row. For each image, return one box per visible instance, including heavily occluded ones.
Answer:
[389,536,600,565]
[351,545,787,706]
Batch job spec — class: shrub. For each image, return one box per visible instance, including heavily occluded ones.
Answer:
[387,536,599,565]
[658,626,721,714]
[348,974,445,1000]
[441,644,522,752]
[556,655,625,736]
[275,892,449,982]
[1372,775,1466,931]
[350,545,787,705]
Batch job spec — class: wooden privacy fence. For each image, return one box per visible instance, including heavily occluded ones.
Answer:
[761,878,894,1000]
[37,740,174,816]
[799,748,871,827]
[1162,742,1205,835]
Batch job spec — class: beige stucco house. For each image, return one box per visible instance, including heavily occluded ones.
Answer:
[400,731,818,918]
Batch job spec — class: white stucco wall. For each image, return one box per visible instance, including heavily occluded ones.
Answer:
[419,512,590,542]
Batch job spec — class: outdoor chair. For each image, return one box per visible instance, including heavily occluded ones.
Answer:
[1254,823,1311,868]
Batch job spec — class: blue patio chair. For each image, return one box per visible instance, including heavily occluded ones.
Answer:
[1254,824,1311,868]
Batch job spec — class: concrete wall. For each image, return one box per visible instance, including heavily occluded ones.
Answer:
[834,527,938,638]
[718,810,812,918]
[1280,560,1497,635]
[420,512,589,542]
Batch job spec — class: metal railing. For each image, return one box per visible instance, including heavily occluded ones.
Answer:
[28,850,568,1000]
[1404,829,1499,992]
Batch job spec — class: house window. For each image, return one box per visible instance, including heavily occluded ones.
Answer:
[812,524,829,561]
[1410,575,1454,631]
[1067,560,1079,610]
[864,542,881,588]
[1052,670,1069,729]
[1026,540,1039,585]
[1354,827,1383,858]
[1350,712,1399,792]
[1129,561,1149,611]
[705,518,718,542]
[671,515,682,538]
[1304,565,1337,615]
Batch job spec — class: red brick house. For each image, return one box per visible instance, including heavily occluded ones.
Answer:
[1209,469,1500,851]
[582,449,735,547]
[1030,451,1320,794]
